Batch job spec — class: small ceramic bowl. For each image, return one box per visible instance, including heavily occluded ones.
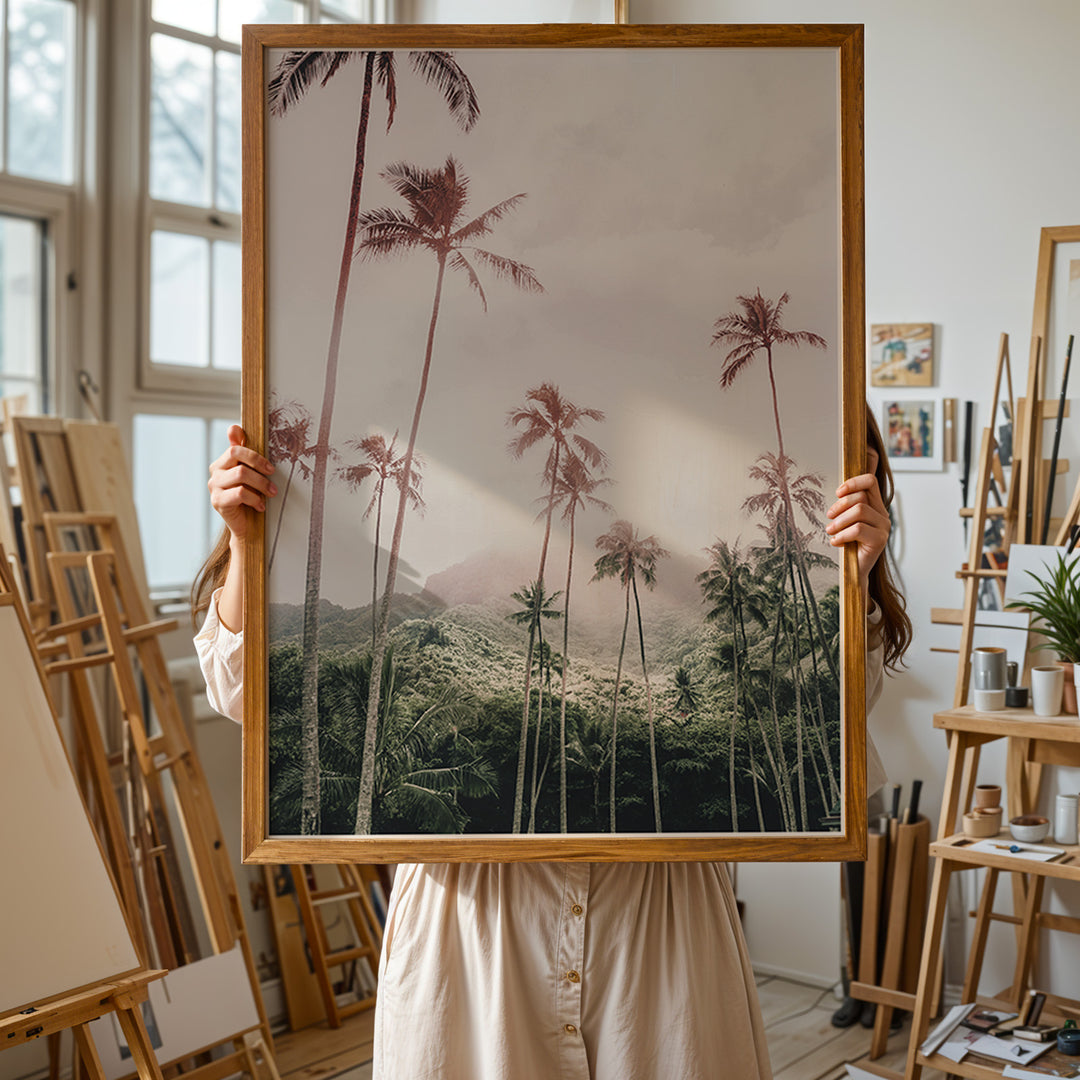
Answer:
[974,784,1002,809]
[974,688,1006,712]
[1009,814,1050,843]
[963,811,1001,838]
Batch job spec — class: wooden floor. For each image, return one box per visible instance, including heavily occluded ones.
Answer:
[273,976,948,1080]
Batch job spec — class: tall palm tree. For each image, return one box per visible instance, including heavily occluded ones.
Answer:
[593,520,669,832]
[671,666,697,720]
[711,289,836,683]
[566,710,612,830]
[698,539,768,831]
[351,157,543,835]
[507,384,605,833]
[266,398,315,574]
[337,433,424,648]
[268,49,478,835]
[508,581,562,832]
[550,454,611,832]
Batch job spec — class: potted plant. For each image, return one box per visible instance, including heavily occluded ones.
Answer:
[1006,552,1080,713]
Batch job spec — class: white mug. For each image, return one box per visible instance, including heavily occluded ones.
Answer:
[1031,665,1065,717]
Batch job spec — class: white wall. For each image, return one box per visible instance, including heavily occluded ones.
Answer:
[410,0,1080,993]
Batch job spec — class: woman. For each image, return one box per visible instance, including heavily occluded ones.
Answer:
[194,414,908,1080]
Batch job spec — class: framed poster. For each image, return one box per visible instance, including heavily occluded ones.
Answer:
[880,395,943,472]
[869,323,934,387]
[242,23,866,862]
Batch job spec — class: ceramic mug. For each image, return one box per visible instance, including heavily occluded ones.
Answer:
[974,784,1002,809]
[972,647,1008,691]
[1031,665,1065,717]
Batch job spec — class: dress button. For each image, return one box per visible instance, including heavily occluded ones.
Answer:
[565,970,580,983]
[571,903,584,916]
[565,1024,577,1035]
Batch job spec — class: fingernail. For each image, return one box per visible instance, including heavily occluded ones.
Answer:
[258,500,266,511]
[269,484,278,496]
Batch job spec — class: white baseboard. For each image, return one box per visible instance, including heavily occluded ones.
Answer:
[752,961,839,990]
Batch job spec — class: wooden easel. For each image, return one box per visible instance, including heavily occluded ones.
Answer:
[35,511,274,1052]
[0,552,166,1080]
[290,864,383,1027]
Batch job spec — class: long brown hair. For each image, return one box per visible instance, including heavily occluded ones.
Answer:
[867,408,912,670]
[191,527,232,628]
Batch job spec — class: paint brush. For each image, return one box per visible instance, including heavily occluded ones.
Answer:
[961,401,974,540]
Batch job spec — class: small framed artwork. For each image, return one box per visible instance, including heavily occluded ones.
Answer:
[881,397,942,471]
[869,323,934,387]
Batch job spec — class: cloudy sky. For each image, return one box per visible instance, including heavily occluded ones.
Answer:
[265,44,842,609]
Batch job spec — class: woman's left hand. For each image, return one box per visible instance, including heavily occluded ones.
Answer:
[826,448,891,595]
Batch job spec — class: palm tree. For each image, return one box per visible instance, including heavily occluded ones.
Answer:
[671,666,697,720]
[592,520,669,832]
[337,433,424,648]
[566,710,612,830]
[507,384,605,833]
[508,581,562,832]
[268,49,478,835]
[550,455,611,831]
[698,539,768,831]
[266,398,315,574]
[711,289,836,683]
[351,157,544,835]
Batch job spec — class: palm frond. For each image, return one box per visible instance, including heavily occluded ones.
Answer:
[408,51,480,131]
[374,51,397,132]
[355,208,425,259]
[448,251,488,312]
[268,50,349,116]
[467,247,544,294]
[451,194,528,244]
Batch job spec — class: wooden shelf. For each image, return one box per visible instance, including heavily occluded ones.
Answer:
[934,706,1080,742]
[932,832,1080,883]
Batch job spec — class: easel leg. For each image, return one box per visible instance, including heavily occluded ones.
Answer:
[961,868,999,1001]
[114,1004,165,1080]
[905,859,954,1080]
[73,1025,108,1080]
[1010,874,1046,1006]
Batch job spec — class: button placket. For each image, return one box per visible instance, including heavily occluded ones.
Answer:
[556,864,591,1077]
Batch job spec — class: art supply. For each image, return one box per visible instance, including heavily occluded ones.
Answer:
[1008,660,1020,686]
[1040,333,1073,544]
[890,783,902,820]
[904,779,923,824]
[1014,1026,1062,1043]
[1058,1025,1080,1055]
[920,1003,976,1056]
[1054,793,1079,846]
[970,838,1064,862]
[961,400,974,539]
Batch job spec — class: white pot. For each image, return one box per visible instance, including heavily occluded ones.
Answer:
[1031,665,1065,717]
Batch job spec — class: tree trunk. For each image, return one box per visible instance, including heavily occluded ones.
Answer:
[354,252,447,835]
[268,456,297,574]
[300,52,376,836]
[558,511,576,833]
[786,556,808,830]
[764,346,839,683]
[513,444,561,832]
[527,620,547,833]
[728,582,740,832]
[371,482,383,651]
[608,584,631,834]
[632,574,661,833]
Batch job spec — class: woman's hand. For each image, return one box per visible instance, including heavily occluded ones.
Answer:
[826,447,890,596]
[208,424,277,541]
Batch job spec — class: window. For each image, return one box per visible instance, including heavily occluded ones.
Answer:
[0,213,46,412]
[2,0,77,185]
[133,0,390,588]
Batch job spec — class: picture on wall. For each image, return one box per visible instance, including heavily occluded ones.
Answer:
[242,23,867,862]
[882,396,942,472]
[870,323,934,387]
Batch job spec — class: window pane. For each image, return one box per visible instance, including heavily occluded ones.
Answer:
[134,415,209,588]
[0,378,40,414]
[151,231,209,367]
[0,216,42,381]
[322,0,368,19]
[218,0,306,45]
[7,0,75,183]
[215,51,241,212]
[150,34,212,206]
[151,0,214,37]
[212,240,241,370]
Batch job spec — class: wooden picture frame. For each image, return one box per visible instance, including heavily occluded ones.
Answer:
[242,23,867,862]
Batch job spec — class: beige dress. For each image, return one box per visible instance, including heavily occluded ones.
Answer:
[196,591,884,1080]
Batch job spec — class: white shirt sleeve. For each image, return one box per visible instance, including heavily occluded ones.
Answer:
[193,587,244,724]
